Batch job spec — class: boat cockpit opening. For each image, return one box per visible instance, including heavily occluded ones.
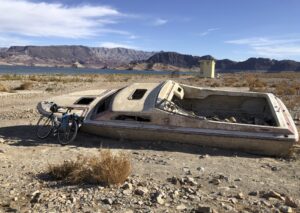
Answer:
[157,82,277,126]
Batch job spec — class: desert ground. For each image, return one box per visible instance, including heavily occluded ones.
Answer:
[0,72,300,213]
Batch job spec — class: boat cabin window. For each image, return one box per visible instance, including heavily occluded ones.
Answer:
[114,115,150,122]
[129,89,147,100]
[75,97,95,105]
[96,94,114,114]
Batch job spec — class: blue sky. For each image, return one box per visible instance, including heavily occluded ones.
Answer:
[0,0,300,61]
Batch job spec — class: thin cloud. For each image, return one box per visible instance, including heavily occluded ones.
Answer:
[198,28,219,36]
[0,0,124,38]
[0,35,31,46]
[153,18,168,26]
[226,36,300,58]
[100,42,138,49]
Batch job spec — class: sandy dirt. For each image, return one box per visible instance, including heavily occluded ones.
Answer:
[0,74,299,213]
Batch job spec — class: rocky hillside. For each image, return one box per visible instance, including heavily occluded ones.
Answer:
[0,48,7,53]
[130,52,300,72]
[0,46,300,72]
[91,47,155,66]
[0,46,155,68]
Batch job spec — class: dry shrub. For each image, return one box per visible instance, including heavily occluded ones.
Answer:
[275,81,298,96]
[45,87,54,92]
[210,82,221,87]
[223,77,237,86]
[0,83,9,92]
[48,149,132,186]
[14,82,33,90]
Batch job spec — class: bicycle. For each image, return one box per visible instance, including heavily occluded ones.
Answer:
[36,103,82,145]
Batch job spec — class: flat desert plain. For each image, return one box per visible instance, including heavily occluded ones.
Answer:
[0,73,300,213]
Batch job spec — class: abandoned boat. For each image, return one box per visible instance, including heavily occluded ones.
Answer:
[37,80,299,156]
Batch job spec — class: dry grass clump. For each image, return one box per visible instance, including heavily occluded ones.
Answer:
[0,83,9,92]
[210,82,221,87]
[223,77,237,86]
[48,149,132,186]
[14,82,33,90]
[275,81,299,96]
[0,74,23,81]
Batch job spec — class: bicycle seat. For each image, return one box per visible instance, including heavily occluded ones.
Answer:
[50,103,59,113]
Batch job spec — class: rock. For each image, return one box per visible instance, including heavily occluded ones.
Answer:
[122,183,133,190]
[135,187,148,196]
[260,200,272,208]
[209,178,221,185]
[30,191,42,204]
[229,116,237,123]
[285,196,298,208]
[248,191,258,196]
[197,167,205,173]
[199,154,210,159]
[102,198,113,205]
[167,176,178,185]
[0,148,5,154]
[262,190,285,201]
[229,198,238,204]
[194,205,217,213]
[170,190,180,199]
[279,205,293,213]
[221,203,234,211]
[236,192,244,199]
[176,204,186,210]
[0,138,5,143]
[187,177,198,186]
[151,191,165,205]
[122,189,132,195]
[183,167,192,175]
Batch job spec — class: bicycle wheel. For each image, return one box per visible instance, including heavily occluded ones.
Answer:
[36,116,54,139]
[57,118,78,145]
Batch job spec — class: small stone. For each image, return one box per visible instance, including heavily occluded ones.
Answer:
[229,198,238,204]
[248,191,258,196]
[176,204,186,210]
[171,190,179,199]
[187,177,198,186]
[123,189,132,195]
[262,190,285,201]
[135,187,148,196]
[0,138,5,143]
[183,167,192,175]
[210,178,221,185]
[0,149,5,154]
[279,205,293,213]
[151,191,165,205]
[285,196,298,208]
[122,183,133,190]
[102,198,113,205]
[31,191,42,203]
[229,116,237,123]
[236,192,244,199]
[195,205,216,213]
[156,195,165,205]
[13,197,18,201]
[199,154,210,159]
[167,176,178,185]
[197,167,205,173]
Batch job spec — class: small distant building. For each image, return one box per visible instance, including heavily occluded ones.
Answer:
[199,59,215,78]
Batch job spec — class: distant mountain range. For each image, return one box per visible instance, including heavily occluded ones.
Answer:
[0,45,155,68]
[0,45,300,72]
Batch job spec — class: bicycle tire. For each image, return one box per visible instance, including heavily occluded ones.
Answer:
[57,118,78,145]
[36,116,54,139]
